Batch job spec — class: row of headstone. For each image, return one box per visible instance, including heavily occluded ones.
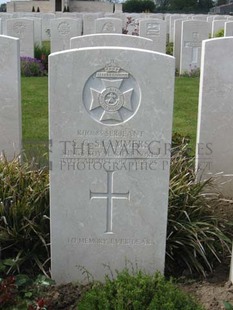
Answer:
[3,12,233,62]
[2,28,233,284]
[1,15,168,55]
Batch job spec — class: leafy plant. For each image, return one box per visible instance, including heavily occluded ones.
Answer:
[21,57,46,77]
[224,301,233,310]
[181,65,200,77]
[0,158,50,276]
[213,28,224,38]
[34,42,50,73]
[123,0,155,13]
[166,136,231,276]
[0,271,54,309]
[166,41,173,55]
[78,270,203,309]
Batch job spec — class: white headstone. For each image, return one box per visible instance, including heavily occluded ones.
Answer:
[173,19,184,71]
[211,20,226,37]
[49,46,175,283]
[139,19,166,53]
[169,14,182,42]
[50,18,82,53]
[70,33,154,50]
[6,18,34,57]
[0,35,21,160]
[180,20,209,75]
[83,13,104,35]
[192,15,207,21]
[196,37,233,198]
[225,21,233,36]
[0,14,13,35]
[95,17,122,34]
[23,17,42,47]
[40,13,55,41]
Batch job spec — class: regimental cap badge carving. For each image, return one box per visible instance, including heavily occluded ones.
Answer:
[83,60,141,126]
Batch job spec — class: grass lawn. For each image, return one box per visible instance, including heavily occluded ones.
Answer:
[21,76,200,160]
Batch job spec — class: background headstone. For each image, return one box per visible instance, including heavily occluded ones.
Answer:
[196,37,233,198]
[95,17,122,34]
[139,18,166,53]
[224,21,233,36]
[51,18,82,53]
[0,35,21,160]
[180,20,209,75]
[6,18,34,57]
[70,33,154,50]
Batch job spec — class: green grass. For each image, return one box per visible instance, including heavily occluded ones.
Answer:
[173,76,199,150]
[21,77,48,164]
[21,76,200,160]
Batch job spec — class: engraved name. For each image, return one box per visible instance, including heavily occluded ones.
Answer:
[68,237,154,246]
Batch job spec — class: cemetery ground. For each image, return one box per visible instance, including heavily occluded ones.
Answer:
[1,75,233,309]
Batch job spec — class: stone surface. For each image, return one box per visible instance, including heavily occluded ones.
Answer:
[139,18,166,53]
[180,20,209,74]
[211,20,226,37]
[0,13,13,35]
[49,46,175,283]
[6,18,34,57]
[173,19,184,70]
[70,33,154,50]
[40,13,55,41]
[95,17,122,34]
[0,35,21,160]
[225,21,233,36]
[83,13,104,35]
[196,37,233,198]
[51,18,82,53]
[23,17,42,46]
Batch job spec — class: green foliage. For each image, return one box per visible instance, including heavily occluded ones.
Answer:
[181,66,200,77]
[166,41,173,55]
[32,6,35,12]
[166,136,231,276]
[0,158,50,276]
[224,301,233,310]
[0,271,54,309]
[21,57,45,77]
[37,7,40,12]
[169,0,197,11]
[123,0,155,13]
[78,270,203,309]
[213,28,224,37]
[34,41,50,73]
[217,0,227,5]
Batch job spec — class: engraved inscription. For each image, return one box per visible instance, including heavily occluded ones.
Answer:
[58,21,71,37]
[83,60,141,126]
[184,32,201,64]
[101,22,115,33]
[90,170,130,234]
[68,237,154,246]
[146,22,160,36]
[13,22,26,39]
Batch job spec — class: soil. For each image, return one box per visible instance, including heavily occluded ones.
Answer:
[43,264,233,310]
[43,198,233,310]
